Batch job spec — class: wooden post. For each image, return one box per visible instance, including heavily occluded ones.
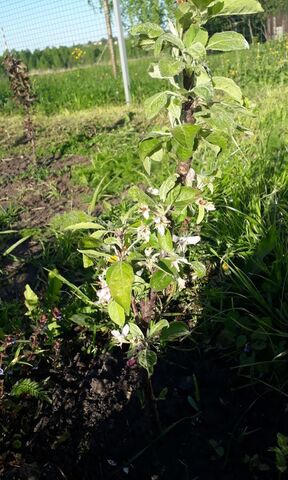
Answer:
[103,0,117,78]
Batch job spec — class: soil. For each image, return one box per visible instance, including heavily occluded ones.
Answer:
[0,153,90,301]
[0,154,89,229]
[1,338,285,480]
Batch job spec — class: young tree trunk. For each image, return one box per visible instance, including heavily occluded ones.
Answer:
[103,0,117,78]
[248,17,254,44]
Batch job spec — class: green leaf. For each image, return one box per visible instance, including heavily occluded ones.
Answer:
[206,131,228,154]
[174,186,197,208]
[64,222,104,231]
[159,56,184,78]
[3,234,31,257]
[139,137,162,161]
[186,41,207,59]
[193,83,214,102]
[144,92,168,119]
[172,124,200,151]
[47,269,63,304]
[193,0,215,8]
[150,269,174,291]
[159,174,178,202]
[208,103,236,133]
[82,253,94,268]
[129,186,155,206]
[137,349,157,377]
[148,319,169,338]
[130,22,164,38]
[11,379,48,401]
[70,314,94,328]
[45,269,94,305]
[160,321,189,343]
[207,1,224,16]
[90,230,106,239]
[129,322,145,340]
[24,284,39,315]
[139,38,155,50]
[191,261,206,278]
[207,31,249,51]
[150,148,164,162]
[78,249,111,259]
[143,157,151,175]
[217,0,263,16]
[213,76,243,104]
[158,230,173,253]
[196,203,205,224]
[155,33,184,56]
[184,26,208,48]
[176,4,195,30]
[108,300,125,327]
[106,262,134,315]
[168,97,182,120]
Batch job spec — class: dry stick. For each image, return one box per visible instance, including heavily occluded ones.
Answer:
[3,52,36,164]
[103,0,117,78]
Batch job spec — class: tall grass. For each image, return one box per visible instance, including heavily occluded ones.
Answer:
[199,85,288,379]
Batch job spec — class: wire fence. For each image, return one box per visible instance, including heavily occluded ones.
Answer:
[0,0,141,112]
[1,0,124,73]
[1,0,111,55]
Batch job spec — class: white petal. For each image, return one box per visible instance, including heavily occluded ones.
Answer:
[177,278,186,290]
[147,187,159,196]
[186,235,201,245]
[206,203,216,211]
[185,168,196,187]
[111,330,121,338]
[122,324,130,337]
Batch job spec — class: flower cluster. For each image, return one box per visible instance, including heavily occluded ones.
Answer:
[72,47,86,61]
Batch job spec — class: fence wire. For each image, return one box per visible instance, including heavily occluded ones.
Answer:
[0,0,112,55]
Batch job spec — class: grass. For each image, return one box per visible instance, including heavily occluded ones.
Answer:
[0,37,287,115]
[195,84,288,377]
[0,59,160,115]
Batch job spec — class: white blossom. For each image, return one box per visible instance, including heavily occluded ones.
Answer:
[196,197,215,211]
[204,201,215,211]
[96,280,111,304]
[137,225,151,242]
[177,277,186,290]
[172,256,189,272]
[173,235,201,252]
[185,168,196,187]
[111,324,130,346]
[147,187,159,196]
[138,251,160,272]
[139,204,150,220]
[154,215,170,236]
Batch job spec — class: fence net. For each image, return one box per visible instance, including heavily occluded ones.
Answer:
[1,0,118,68]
